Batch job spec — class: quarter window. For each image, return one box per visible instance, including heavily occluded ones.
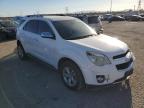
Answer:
[23,20,38,33]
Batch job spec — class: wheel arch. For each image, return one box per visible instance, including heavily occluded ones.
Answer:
[58,57,76,70]
[58,57,86,83]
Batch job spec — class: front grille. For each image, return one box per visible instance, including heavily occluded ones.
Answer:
[113,50,129,59]
[116,58,133,70]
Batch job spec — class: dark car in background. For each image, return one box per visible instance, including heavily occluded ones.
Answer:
[125,15,144,21]
[108,16,125,23]
[0,20,16,39]
[140,14,144,17]
[103,14,113,21]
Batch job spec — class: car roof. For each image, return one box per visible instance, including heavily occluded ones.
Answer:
[25,16,77,22]
[44,16,76,21]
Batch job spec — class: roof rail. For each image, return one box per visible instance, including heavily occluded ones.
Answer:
[25,14,66,18]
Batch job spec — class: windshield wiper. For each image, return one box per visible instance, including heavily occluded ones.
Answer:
[68,34,96,40]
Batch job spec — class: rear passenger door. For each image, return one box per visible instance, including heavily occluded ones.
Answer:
[22,20,39,55]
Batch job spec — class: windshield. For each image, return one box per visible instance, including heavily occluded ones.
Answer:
[53,19,96,40]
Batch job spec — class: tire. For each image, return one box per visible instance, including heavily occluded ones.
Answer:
[17,43,27,60]
[60,60,85,90]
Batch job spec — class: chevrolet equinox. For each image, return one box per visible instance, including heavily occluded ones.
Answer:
[16,16,134,90]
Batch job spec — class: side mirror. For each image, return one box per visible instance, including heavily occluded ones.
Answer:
[40,32,54,38]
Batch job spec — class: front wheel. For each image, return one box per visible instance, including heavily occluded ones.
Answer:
[60,61,85,90]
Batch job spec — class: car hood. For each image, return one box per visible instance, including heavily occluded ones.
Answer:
[68,34,128,56]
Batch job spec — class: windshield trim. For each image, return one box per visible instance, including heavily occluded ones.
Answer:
[66,34,96,40]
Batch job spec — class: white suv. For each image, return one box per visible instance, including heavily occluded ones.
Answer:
[17,16,134,90]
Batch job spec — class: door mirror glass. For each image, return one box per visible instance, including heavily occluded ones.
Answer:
[40,32,54,38]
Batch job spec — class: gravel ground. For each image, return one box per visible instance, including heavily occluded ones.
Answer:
[0,21,144,108]
[103,21,144,108]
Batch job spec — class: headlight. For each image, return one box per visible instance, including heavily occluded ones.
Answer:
[86,51,111,66]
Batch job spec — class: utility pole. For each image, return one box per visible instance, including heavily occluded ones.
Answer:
[65,7,69,14]
[137,0,141,11]
[110,0,112,14]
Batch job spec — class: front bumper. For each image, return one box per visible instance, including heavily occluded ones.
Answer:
[87,68,133,88]
[113,68,133,83]
[80,53,134,86]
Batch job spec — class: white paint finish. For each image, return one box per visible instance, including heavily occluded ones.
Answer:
[16,16,134,85]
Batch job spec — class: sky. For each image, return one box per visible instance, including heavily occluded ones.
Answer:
[0,0,142,17]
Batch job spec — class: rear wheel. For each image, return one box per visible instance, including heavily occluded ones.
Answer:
[60,60,85,90]
[17,43,27,60]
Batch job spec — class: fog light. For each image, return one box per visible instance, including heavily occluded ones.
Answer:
[96,75,105,83]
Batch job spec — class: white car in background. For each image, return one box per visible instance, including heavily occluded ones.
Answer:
[75,15,103,34]
[87,15,103,34]
[16,16,134,90]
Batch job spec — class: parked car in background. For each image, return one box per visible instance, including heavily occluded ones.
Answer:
[75,15,103,34]
[87,16,103,34]
[125,15,144,21]
[15,18,26,27]
[0,20,16,39]
[13,16,24,22]
[13,16,27,27]
[140,14,144,17]
[75,15,85,21]
[103,14,113,21]
[108,16,125,23]
[17,16,134,90]
[0,20,6,40]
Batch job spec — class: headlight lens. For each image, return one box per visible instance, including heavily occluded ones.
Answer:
[86,51,111,66]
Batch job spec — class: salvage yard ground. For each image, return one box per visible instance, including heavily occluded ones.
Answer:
[0,21,144,108]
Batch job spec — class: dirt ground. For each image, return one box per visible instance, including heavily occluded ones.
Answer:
[0,21,144,108]
[103,21,144,108]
